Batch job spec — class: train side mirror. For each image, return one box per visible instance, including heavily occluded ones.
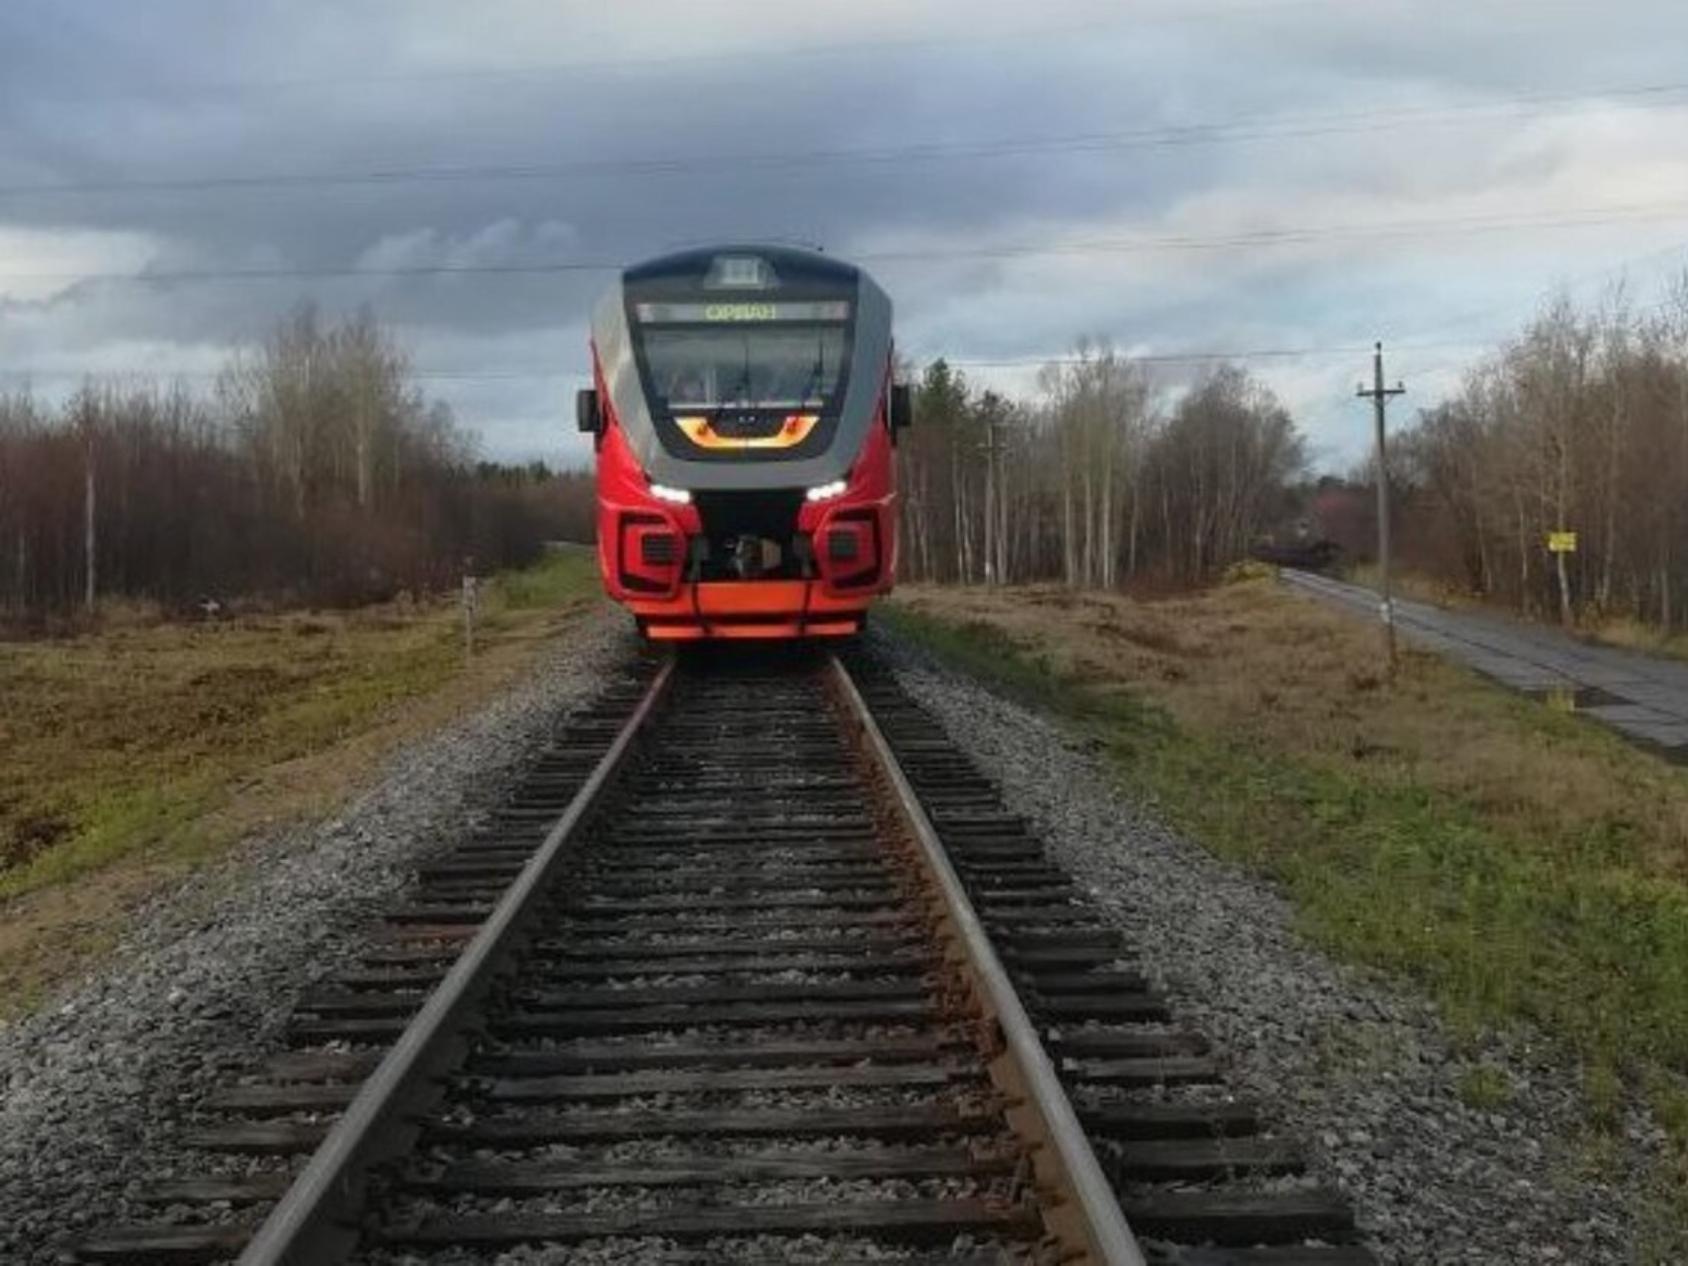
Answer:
[889,384,913,433]
[576,388,602,435]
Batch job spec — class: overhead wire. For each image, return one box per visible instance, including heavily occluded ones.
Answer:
[4,197,1687,289]
[4,4,1685,410]
[5,80,1688,202]
[0,338,1517,385]
[5,223,1686,390]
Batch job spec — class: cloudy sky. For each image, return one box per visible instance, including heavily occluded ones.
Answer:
[4,0,1688,470]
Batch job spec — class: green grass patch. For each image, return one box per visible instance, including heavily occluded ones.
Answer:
[489,545,599,612]
[1457,1063,1515,1111]
[876,609,1176,740]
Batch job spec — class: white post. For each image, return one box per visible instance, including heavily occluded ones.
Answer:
[461,573,478,663]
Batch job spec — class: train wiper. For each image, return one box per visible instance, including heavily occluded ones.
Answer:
[797,336,826,408]
[719,336,753,409]
[720,367,751,409]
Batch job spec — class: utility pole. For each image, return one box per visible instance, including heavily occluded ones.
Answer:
[980,412,1001,585]
[1357,342,1405,671]
[82,423,97,614]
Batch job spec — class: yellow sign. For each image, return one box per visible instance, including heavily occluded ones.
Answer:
[1547,531,1578,553]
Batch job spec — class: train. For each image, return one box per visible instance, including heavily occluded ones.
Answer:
[577,245,909,640]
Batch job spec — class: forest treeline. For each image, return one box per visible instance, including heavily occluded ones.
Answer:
[19,288,1676,634]
[1309,284,1688,632]
[902,279,1688,642]
[895,346,1307,587]
[0,306,592,625]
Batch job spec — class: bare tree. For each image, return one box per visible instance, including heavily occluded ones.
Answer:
[0,309,591,623]
[1388,277,1688,633]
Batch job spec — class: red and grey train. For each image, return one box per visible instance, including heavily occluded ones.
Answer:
[576,245,910,640]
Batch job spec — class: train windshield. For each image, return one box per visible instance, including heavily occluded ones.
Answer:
[640,324,849,412]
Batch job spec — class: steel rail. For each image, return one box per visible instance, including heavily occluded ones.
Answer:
[829,654,1148,1266]
[237,658,676,1266]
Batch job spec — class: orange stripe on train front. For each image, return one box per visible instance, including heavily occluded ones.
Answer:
[675,414,819,450]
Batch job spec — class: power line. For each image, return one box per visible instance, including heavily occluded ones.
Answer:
[1396,238,1688,341]
[7,79,1687,202]
[5,198,1686,289]
[1361,239,1688,386]
[0,338,1503,385]
[0,259,621,285]
[934,340,1484,369]
[867,201,1688,259]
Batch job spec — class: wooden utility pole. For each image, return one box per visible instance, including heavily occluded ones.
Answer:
[83,427,97,614]
[1357,342,1405,670]
[980,412,1001,585]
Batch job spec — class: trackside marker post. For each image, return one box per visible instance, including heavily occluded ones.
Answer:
[462,572,478,662]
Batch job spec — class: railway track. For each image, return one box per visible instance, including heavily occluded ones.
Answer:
[78,649,1373,1266]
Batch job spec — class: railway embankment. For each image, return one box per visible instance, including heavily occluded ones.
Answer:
[881,577,1688,1262]
[0,556,632,1260]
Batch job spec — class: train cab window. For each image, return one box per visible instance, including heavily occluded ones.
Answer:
[642,325,849,413]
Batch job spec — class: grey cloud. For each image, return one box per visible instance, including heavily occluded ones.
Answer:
[3,0,1688,464]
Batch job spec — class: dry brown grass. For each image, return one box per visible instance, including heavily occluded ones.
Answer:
[1590,616,1688,664]
[0,551,606,1015]
[895,579,1688,884]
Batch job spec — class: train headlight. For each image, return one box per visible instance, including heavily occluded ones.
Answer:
[649,483,692,505]
[805,479,848,503]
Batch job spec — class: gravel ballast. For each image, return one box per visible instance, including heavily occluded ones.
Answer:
[0,607,635,1264]
[877,630,1667,1265]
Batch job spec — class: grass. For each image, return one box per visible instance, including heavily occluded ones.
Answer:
[0,547,602,1012]
[1346,562,1483,612]
[1588,616,1688,664]
[883,578,1688,1213]
[490,547,600,612]
[1457,1062,1515,1111]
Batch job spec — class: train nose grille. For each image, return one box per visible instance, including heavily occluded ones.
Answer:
[641,534,680,566]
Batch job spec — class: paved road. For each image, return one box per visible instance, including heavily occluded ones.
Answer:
[1283,569,1688,759]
